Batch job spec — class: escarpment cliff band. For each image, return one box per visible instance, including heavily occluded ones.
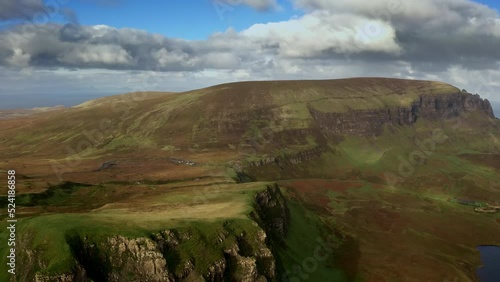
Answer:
[310,92,494,137]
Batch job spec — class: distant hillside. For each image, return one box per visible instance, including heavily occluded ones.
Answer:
[0,77,496,161]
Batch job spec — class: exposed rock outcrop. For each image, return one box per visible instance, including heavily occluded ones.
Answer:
[241,91,494,172]
[252,184,290,243]
[66,234,171,282]
[152,222,276,282]
[249,146,324,168]
[310,92,494,137]
[414,93,494,120]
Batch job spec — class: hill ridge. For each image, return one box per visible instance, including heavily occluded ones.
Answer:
[0,77,495,160]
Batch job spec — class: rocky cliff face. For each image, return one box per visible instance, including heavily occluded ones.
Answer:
[310,92,494,138]
[251,184,290,244]
[415,92,494,120]
[152,225,276,282]
[248,146,324,168]
[67,234,171,282]
[241,91,494,170]
[239,91,497,181]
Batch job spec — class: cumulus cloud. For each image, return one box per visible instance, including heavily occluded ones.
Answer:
[242,11,401,57]
[0,24,252,71]
[294,0,500,69]
[1,0,498,73]
[6,48,31,67]
[58,44,134,66]
[0,14,402,71]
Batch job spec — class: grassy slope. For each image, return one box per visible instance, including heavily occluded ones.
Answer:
[276,198,353,282]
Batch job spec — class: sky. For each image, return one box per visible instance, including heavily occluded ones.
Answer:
[1,0,500,109]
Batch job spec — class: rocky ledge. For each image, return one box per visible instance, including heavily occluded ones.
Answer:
[310,91,494,137]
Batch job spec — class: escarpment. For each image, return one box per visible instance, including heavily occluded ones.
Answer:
[239,90,495,174]
[248,146,324,168]
[309,92,494,138]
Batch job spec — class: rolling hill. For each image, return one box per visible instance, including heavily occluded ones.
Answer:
[1,78,499,282]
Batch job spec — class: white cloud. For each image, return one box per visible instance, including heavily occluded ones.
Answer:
[59,44,134,66]
[153,48,190,68]
[241,11,402,57]
[7,48,31,67]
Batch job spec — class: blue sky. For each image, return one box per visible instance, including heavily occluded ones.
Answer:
[479,0,500,9]
[54,0,301,39]
[1,0,500,109]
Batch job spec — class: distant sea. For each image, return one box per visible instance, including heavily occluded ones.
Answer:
[0,93,116,110]
[491,101,500,119]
